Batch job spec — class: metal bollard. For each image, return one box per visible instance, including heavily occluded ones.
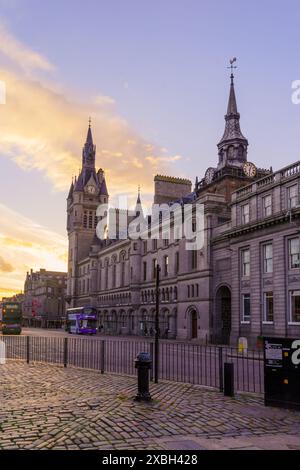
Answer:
[134,352,152,401]
[224,362,234,397]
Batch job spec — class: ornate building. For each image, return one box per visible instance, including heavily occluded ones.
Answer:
[67,72,300,347]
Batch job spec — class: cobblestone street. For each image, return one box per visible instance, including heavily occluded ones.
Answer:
[0,361,300,450]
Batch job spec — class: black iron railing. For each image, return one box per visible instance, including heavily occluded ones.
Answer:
[1,335,264,394]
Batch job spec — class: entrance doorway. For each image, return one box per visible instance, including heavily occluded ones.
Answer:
[191,310,198,339]
[215,286,231,344]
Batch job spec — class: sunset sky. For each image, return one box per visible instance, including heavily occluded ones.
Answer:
[0,0,300,298]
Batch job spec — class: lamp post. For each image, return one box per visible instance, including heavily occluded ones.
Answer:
[154,264,161,384]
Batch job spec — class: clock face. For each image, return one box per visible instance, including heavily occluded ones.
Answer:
[243,162,257,177]
[204,167,216,184]
[86,185,96,194]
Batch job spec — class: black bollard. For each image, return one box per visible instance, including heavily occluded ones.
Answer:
[224,362,234,397]
[134,352,152,401]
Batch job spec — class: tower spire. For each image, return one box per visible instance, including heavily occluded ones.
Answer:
[226,73,238,115]
[135,185,143,217]
[86,117,93,146]
[82,118,96,169]
[137,185,141,204]
[217,58,248,169]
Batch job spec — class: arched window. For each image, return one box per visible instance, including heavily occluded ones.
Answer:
[238,145,244,159]
[227,145,234,159]
[111,255,117,288]
[120,251,126,287]
[174,286,178,301]
[105,259,109,289]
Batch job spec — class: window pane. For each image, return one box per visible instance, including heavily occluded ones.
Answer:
[242,204,249,223]
[289,238,300,268]
[289,185,297,197]
[242,249,250,276]
[264,292,274,322]
[288,185,298,208]
[263,195,272,216]
[242,294,251,321]
[263,244,273,273]
[291,291,300,322]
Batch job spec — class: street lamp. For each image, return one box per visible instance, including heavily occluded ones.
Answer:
[154,264,161,384]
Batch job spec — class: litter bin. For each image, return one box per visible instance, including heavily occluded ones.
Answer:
[264,337,300,410]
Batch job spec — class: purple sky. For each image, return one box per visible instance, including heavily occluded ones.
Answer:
[0,0,300,295]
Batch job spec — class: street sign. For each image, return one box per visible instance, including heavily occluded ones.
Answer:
[264,337,300,410]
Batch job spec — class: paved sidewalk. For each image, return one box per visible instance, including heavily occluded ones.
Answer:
[0,361,299,450]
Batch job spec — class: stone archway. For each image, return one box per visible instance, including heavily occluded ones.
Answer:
[105,310,117,334]
[215,285,232,345]
[186,306,199,340]
[118,309,127,335]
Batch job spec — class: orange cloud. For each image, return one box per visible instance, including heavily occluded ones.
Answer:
[0,256,13,273]
[0,203,67,296]
[0,22,54,74]
[0,67,185,198]
[0,286,20,299]
[0,24,188,296]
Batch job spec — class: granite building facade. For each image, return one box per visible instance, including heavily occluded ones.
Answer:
[66,72,300,347]
[23,269,67,328]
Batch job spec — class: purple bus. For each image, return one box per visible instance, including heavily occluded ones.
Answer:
[66,307,97,335]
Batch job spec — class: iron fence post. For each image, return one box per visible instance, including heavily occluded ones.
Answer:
[155,264,161,384]
[26,336,30,364]
[100,340,105,374]
[150,342,154,381]
[63,337,68,368]
[218,346,223,392]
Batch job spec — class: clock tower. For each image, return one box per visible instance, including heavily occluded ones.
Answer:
[66,121,109,305]
[195,62,270,201]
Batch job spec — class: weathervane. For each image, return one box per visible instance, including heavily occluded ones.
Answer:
[88,116,92,127]
[228,57,237,79]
